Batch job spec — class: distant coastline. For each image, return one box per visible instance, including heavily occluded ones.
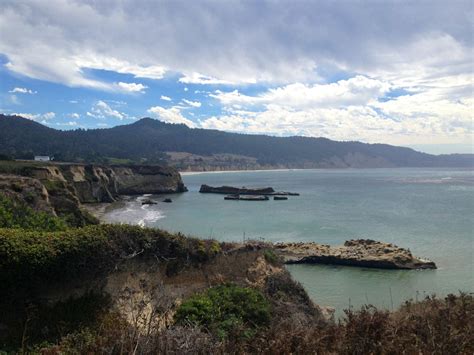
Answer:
[180,168,305,175]
[180,166,474,175]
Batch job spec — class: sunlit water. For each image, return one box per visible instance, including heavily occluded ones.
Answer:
[103,168,474,316]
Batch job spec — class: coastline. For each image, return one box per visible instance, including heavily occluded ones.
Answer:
[180,166,474,176]
[180,168,305,175]
[82,198,131,222]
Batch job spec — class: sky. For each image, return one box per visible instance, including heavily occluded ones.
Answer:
[0,0,472,154]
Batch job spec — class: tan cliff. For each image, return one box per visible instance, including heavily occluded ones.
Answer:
[0,161,187,225]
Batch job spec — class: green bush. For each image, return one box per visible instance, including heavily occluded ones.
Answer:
[174,284,271,339]
[263,248,278,264]
[0,194,67,231]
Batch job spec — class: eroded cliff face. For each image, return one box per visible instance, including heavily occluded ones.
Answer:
[1,163,187,203]
[0,162,187,225]
[30,247,327,333]
[112,165,187,195]
[0,174,54,214]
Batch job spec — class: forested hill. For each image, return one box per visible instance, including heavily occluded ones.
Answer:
[0,114,472,169]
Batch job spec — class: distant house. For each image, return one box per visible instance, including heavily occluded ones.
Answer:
[34,156,52,162]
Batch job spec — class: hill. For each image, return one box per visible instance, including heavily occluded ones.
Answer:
[0,114,472,169]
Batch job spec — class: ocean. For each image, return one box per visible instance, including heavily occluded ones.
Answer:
[102,168,474,316]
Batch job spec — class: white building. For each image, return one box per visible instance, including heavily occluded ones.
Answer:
[34,156,51,162]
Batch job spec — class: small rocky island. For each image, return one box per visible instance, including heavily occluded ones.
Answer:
[224,194,270,201]
[275,239,436,269]
[200,184,299,196]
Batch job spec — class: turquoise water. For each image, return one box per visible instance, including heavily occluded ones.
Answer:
[103,168,474,315]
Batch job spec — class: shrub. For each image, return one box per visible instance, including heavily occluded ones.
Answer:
[0,194,67,231]
[174,284,271,339]
[263,248,278,264]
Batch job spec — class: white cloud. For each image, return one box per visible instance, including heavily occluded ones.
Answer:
[68,113,80,119]
[42,112,56,120]
[0,1,471,87]
[75,56,166,80]
[14,111,55,121]
[117,82,148,93]
[56,121,78,126]
[182,99,202,108]
[179,72,240,85]
[211,76,390,109]
[87,100,126,120]
[184,87,189,92]
[9,87,36,94]
[201,74,473,146]
[147,105,195,127]
[160,95,171,101]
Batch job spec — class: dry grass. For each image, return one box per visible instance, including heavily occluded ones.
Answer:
[33,291,473,354]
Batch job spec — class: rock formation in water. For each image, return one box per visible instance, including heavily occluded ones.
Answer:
[275,239,436,269]
[200,184,299,195]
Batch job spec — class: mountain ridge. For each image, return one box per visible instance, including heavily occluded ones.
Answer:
[0,114,472,169]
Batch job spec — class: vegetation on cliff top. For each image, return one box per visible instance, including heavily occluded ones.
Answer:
[0,224,222,296]
[0,194,67,231]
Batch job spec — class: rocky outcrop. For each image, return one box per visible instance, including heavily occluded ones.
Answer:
[275,239,436,269]
[0,174,97,226]
[0,161,187,225]
[113,165,187,195]
[224,194,269,201]
[0,174,54,214]
[200,184,299,196]
[0,162,187,204]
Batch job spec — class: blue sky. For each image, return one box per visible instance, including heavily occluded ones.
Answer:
[0,0,472,154]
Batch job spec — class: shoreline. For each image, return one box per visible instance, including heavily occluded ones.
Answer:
[180,168,306,175]
[84,196,437,271]
[180,166,474,175]
[82,198,132,222]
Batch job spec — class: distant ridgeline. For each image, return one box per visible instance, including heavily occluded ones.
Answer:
[0,114,472,169]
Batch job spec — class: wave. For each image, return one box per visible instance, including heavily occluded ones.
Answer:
[103,195,165,226]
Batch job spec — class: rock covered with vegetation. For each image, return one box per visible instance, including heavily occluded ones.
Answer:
[0,232,326,352]
[276,239,437,269]
[0,174,97,227]
[0,190,68,231]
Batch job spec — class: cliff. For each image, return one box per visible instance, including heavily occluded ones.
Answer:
[0,161,187,226]
[0,226,327,350]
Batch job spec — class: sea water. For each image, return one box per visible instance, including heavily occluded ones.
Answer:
[102,168,474,315]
